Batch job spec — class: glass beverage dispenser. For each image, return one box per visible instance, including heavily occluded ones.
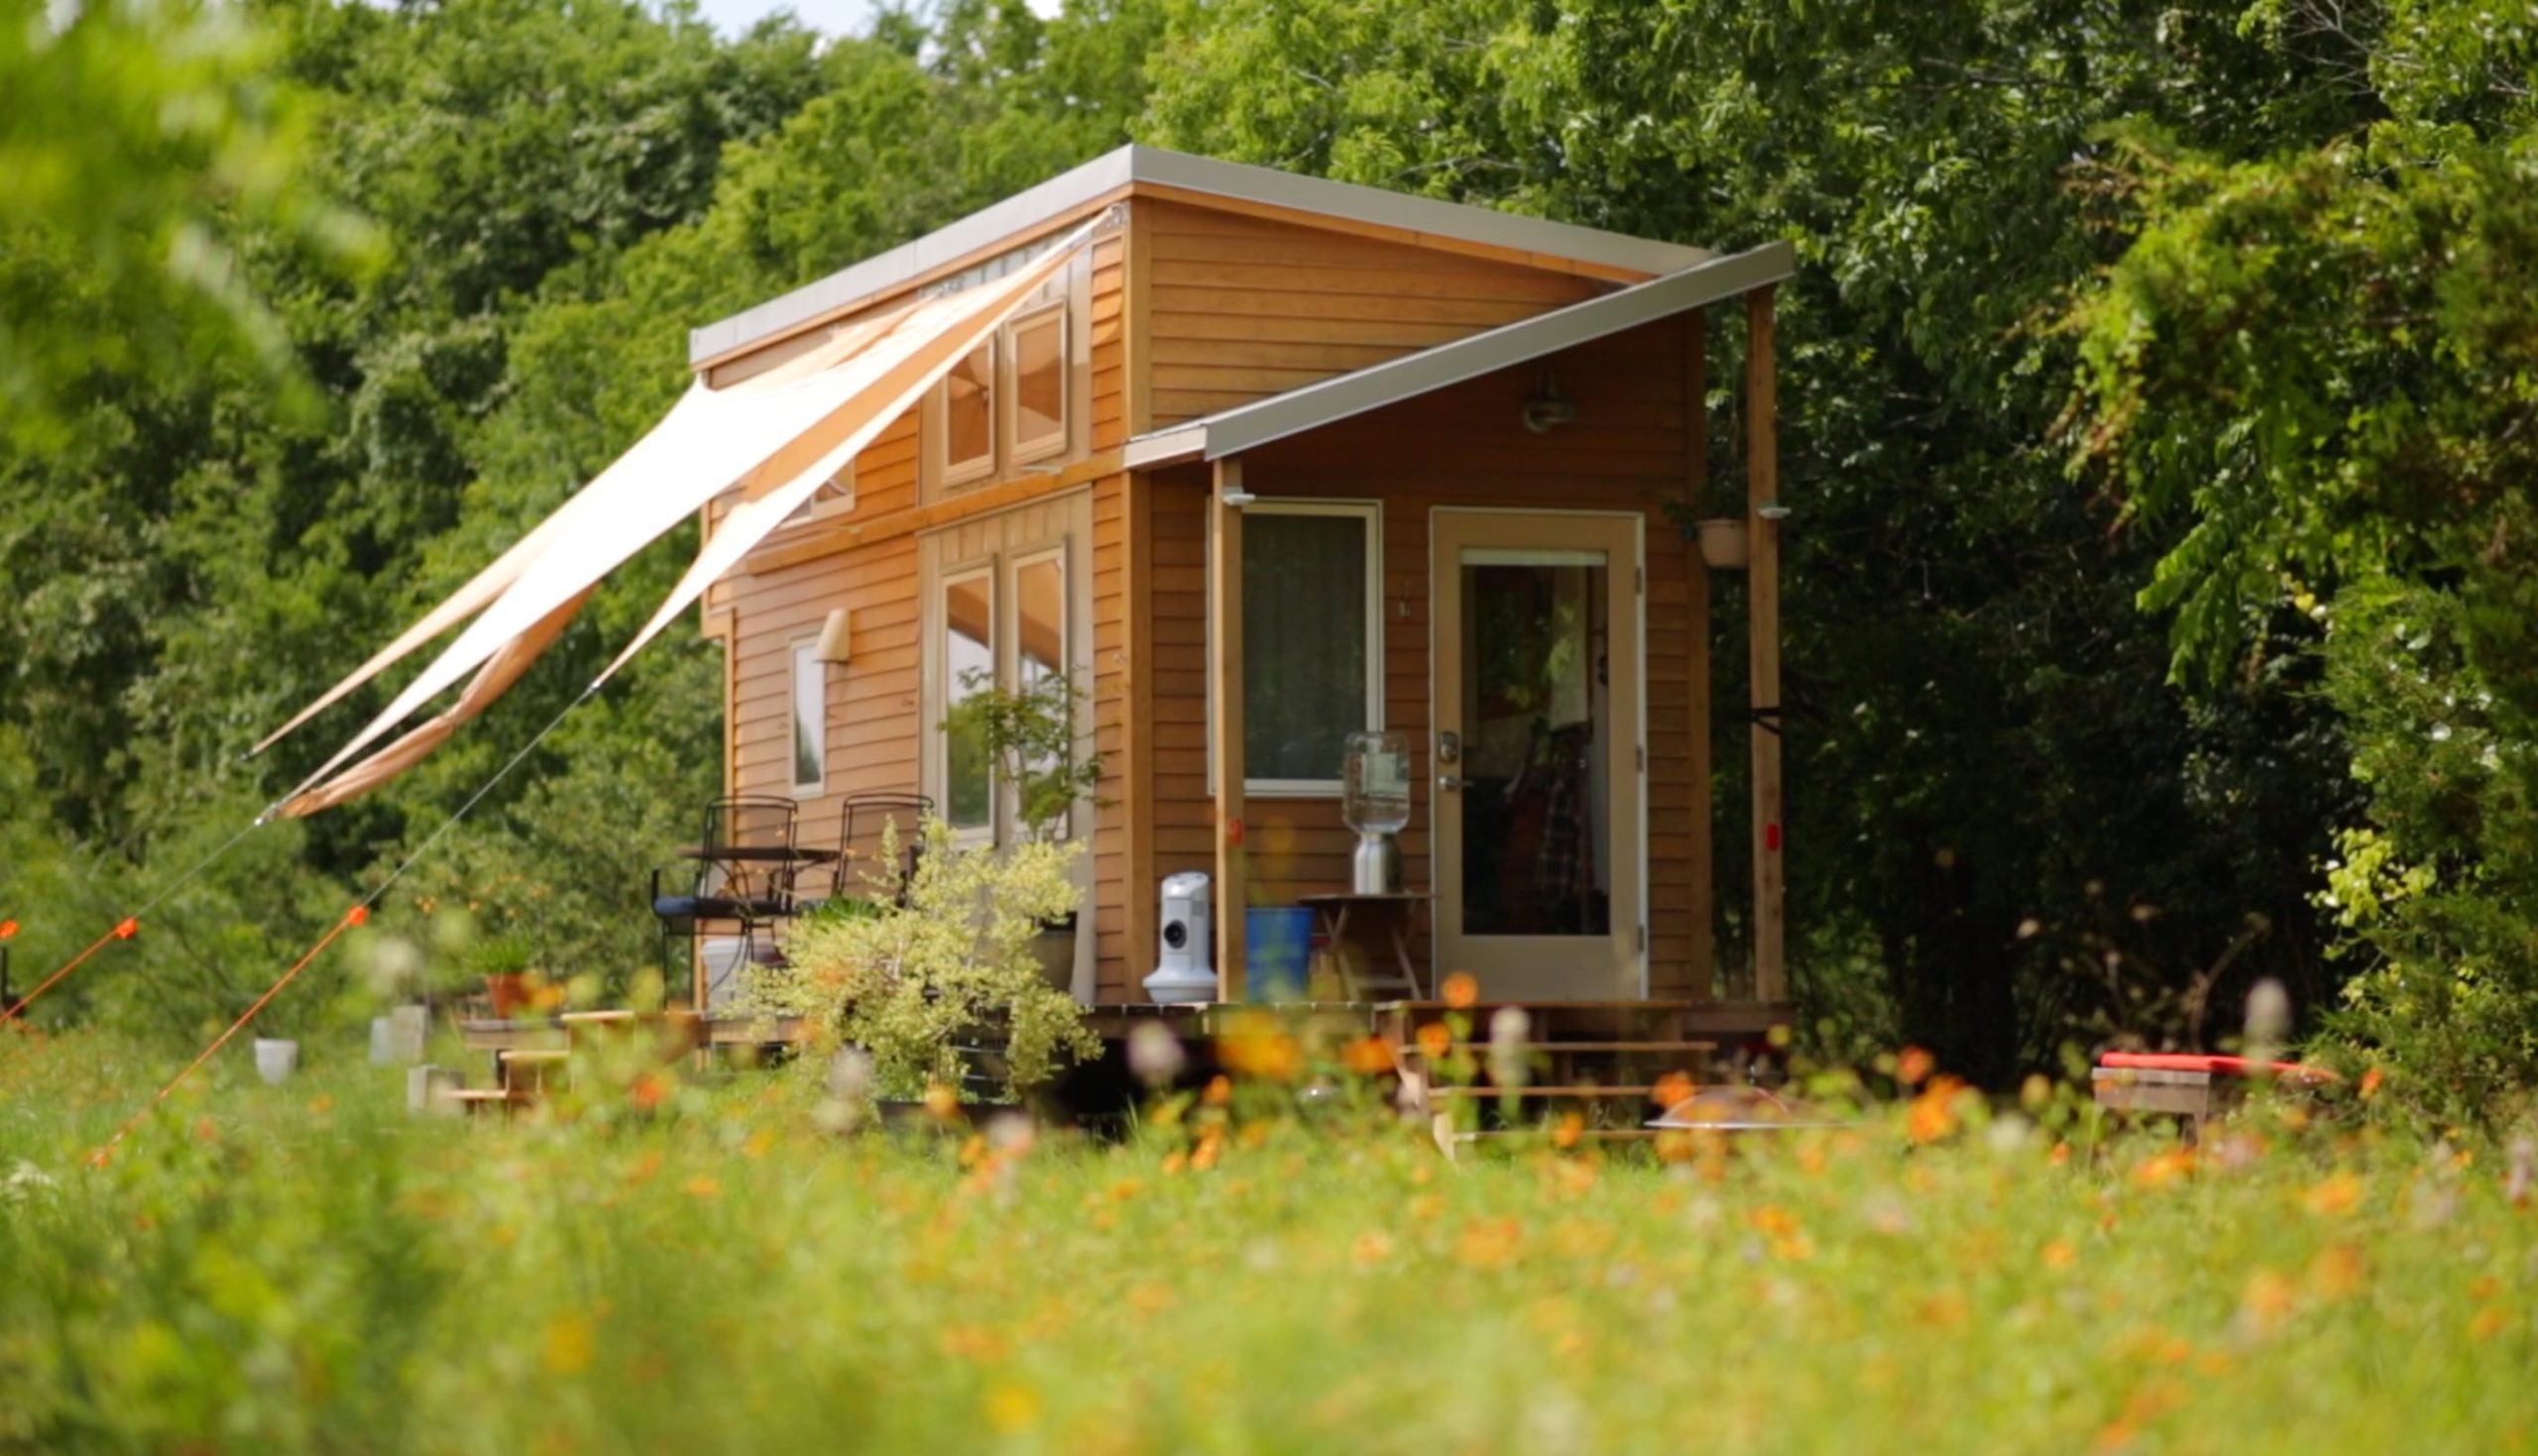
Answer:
[1342,730,1411,893]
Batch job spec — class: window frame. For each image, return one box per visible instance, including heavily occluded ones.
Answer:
[1005,541,1073,840]
[1002,300,1070,467]
[776,465,858,533]
[1235,499,1385,798]
[787,634,827,798]
[936,560,999,844]
[938,336,999,491]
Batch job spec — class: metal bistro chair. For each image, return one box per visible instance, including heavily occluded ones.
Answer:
[798,793,933,912]
[650,795,801,1008]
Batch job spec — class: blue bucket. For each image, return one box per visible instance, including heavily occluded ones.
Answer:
[1244,907,1315,1002]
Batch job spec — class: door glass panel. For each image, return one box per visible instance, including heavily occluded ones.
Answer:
[1457,548,1610,938]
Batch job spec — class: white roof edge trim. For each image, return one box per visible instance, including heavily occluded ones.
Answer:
[689,144,1720,367]
[1124,240,1796,466]
[1122,425,1207,470]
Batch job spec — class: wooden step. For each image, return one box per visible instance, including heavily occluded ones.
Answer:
[443,1087,523,1116]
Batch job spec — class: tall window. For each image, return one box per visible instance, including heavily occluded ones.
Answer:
[788,637,826,795]
[943,340,995,487]
[1242,503,1381,791]
[1013,549,1069,837]
[942,568,995,834]
[1007,304,1067,463]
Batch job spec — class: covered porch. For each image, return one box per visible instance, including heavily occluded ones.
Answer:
[1108,243,1794,1033]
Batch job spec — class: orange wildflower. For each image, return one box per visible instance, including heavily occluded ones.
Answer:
[1341,1036,1396,1075]
[628,1072,668,1111]
[2309,1243,2366,1299]
[2132,1148,2196,1188]
[2471,1305,2511,1342]
[1454,1216,1524,1270]
[2041,1238,2078,1270]
[1415,1021,1453,1059]
[1652,1071,1694,1110]
[1896,1046,1936,1087]
[2240,1269,2297,1333]
[1216,1013,1303,1080]
[2303,1172,2364,1217]
[1202,1074,1232,1106]
[1442,970,1478,1009]
[2360,1064,2384,1099]
[1906,1075,1965,1144]
[682,1176,722,1198]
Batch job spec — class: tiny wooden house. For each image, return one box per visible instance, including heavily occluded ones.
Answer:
[691,147,1792,1032]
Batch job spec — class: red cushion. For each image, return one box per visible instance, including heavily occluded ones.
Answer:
[2100,1051,2339,1083]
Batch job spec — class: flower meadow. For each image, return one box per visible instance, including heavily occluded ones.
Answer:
[0,1028,2530,1455]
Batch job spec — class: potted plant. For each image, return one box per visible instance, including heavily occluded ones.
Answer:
[464,929,541,1019]
[943,667,1103,992]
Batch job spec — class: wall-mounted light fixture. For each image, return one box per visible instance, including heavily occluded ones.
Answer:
[814,606,854,665]
[1521,367,1578,433]
[1217,480,1256,507]
[1756,499,1791,521]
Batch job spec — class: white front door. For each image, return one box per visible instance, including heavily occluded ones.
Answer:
[1430,510,1644,999]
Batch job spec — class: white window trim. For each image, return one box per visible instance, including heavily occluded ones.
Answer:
[1003,301,1070,466]
[937,560,998,845]
[939,336,999,491]
[1231,499,1385,798]
[787,635,826,797]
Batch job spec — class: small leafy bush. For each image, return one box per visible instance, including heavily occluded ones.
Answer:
[750,818,1096,1101]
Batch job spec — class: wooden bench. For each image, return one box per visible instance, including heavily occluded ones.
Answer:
[2092,1053,2338,1141]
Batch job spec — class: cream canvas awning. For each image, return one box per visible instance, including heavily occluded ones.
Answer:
[263,220,1100,818]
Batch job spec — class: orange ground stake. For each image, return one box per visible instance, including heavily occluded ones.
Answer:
[93,906,368,1161]
[0,918,139,1028]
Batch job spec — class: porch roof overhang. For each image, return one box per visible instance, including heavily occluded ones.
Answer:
[1122,240,1796,470]
[688,146,1720,369]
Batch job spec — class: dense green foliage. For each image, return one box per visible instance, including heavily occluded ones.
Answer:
[1,1032,2530,1452]
[3,0,2535,1106]
[2065,9,2538,1117]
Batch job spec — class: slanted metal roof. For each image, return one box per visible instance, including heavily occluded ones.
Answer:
[688,145,1719,367]
[1121,240,1796,467]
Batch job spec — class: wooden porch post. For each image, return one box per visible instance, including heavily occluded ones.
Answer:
[1210,456,1246,1001]
[1682,311,1715,1001]
[1745,286,1787,1005]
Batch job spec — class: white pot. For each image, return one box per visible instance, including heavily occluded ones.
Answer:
[253,1038,299,1085]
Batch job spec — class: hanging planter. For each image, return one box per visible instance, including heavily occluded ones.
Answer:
[1695,518,1749,570]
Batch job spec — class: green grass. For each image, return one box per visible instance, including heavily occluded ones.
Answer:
[0,1027,2528,1455]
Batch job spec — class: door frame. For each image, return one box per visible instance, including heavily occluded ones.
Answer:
[1426,505,1648,999]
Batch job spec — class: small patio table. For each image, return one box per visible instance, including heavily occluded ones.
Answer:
[1297,892,1430,1001]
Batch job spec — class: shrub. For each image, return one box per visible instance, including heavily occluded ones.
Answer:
[749,818,1097,1101]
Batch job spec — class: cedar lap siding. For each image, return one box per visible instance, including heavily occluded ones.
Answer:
[692,149,1779,1008]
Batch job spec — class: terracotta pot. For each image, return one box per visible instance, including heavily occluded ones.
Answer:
[485,971,530,1018]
